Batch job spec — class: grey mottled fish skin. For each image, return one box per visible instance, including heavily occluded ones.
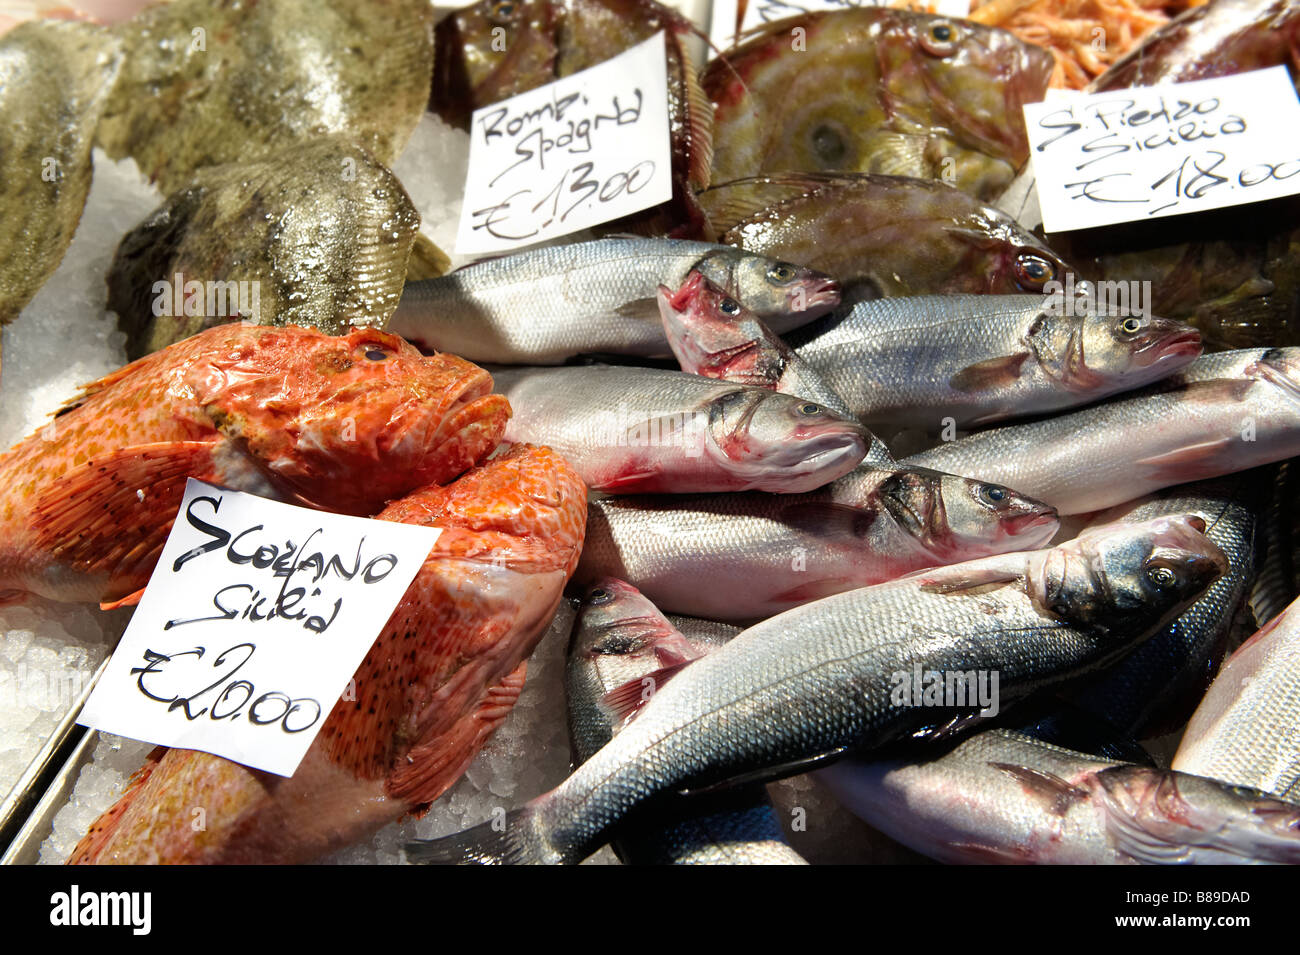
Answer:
[791,295,1201,432]
[389,238,837,364]
[903,349,1300,515]
[817,729,1300,865]
[565,581,805,865]
[1066,474,1262,738]
[1174,594,1300,802]
[407,516,1224,864]
[491,365,869,494]
[576,464,1059,621]
[0,21,123,327]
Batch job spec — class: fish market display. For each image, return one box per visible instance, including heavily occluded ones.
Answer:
[905,349,1300,514]
[492,365,870,494]
[390,238,839,364]
[790,294,1201,431]
[817,728,1300,864]
[108,139,421,359]
[408,515,1225,864]
[1174,593,1300,800]
[94,0,434,194]
[702,10,1055,201]
[1067,475,1262,737]
[577,465,1059,621]
[430,0,713,230]
[68,443,587,864]
[699,174,1078,301]
[0,21,122,335]
[0,325,509,606]
[566,579,806,864]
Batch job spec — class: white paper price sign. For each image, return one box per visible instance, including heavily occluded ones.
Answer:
[79,480,439,777]
[454,32,673,255]
[708,0,972,50]
[1025,66,1300,233]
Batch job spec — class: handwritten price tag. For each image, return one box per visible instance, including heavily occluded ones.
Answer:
[709,0,972,50]
[454,32,673,255]
[1025,66,1300,233]
[79,480,439,777]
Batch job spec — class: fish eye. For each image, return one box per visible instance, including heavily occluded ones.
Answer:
[767,263,797,285]
[977,484,1009,506]
[920,21,960,56]
[493,0,516,18]
[1014,253,1056,290]
[1146,565,1178,589]
[1116,317,1143,337]
[588,587,614,605]
[364,348,389,361]
[719,297,741,315]
[797,402,823,416]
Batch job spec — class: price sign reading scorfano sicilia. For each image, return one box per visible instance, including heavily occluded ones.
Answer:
[78,480,439,777]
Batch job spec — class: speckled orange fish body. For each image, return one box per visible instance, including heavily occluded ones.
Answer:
[0,324,510,606]
[69,444,587,864]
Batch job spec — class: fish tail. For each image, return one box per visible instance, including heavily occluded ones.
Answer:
[404,807,557,866]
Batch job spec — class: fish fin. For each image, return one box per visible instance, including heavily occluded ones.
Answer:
[907,560,1023,596]
[678,747,850,797]
[30,440,219,603]
[949,842,1036,864]
[990,762,1091,816]
[591,468,663,492]
[404,807,540,865]
[613,297,658,322]
[53,354,159,417]
[100,587,146,611]
[599,661,693,726]
[912,711,988,742]
[665,25,714,190]
[949,353,1031,393]
[860,132,931,177]
[385,662,528,807]
[769,577,856,604]
[697,175,839,237]
[1134,437,1240,484]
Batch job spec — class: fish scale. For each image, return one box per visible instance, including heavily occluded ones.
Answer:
[408,515,1225,863]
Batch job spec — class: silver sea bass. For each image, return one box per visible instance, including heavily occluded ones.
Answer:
[818,729,1300,864]
[567,579,806,865]
[790,294,1201,431]
[576,463,1060,621]
[1174,593,1300,801]
[388,238,840,364]
[406,515,1225,864]
[491,365,869,494]
[904,348,1300,514]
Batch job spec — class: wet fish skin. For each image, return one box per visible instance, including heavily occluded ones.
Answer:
[407,515,1226,864]
[1174,594,1300,801]
[492,365,869,494]
[701,174,1079,302]
[388,238,839,365]
[566,579,806,864]
[904,348,1300,515]
[790,294,1201,431]
[0,325,509,606]
[69,445,587,864]
[817,729,1300,865]
[0,20,122,328]
[703,11,1054,201]
[576,463,1059,621]
[1065,474,1262,738]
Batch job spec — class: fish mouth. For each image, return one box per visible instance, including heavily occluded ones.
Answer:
[1002,504,1060,540]
[1134,327,1203,367]
[793,278,842,315]
[758,426,868,491]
